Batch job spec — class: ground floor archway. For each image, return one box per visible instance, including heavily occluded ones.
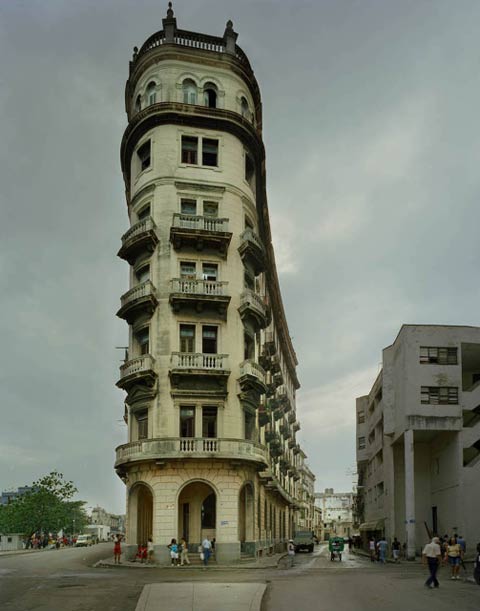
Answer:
[239,482,255,554]
[128,483,153,546]
[178,480,216,547]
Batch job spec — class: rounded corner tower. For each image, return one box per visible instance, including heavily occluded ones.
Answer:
[114,3,313,564]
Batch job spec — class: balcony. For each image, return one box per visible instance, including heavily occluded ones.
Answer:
[279,422,292,439]
[238,228,266,275]
[169,278,230,317]
[238,359,267,395]
[170,214,232,256]
[170,352,230,392]
[276,385,293,413]
[263,331,277,356]
[287,411,296,424]
[115,437,268,469]
[273,370,284,387]
[288,438,296,449]
[292,421,301,432]
[116,280,158,324]
[258,403,270,427]
[238,290,269,330]
[118,217,159,265]
[116,354,157,392]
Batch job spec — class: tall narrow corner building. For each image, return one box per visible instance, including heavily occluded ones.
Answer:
[113,4,313,564]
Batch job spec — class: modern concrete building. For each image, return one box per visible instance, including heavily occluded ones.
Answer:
[356,325,480,558]
[315,489,354,540]
[114,5,312,564]
[0,487,32,506]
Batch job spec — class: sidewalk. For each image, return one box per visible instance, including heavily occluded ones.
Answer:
[135,582,266,611]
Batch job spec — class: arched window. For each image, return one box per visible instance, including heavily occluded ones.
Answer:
[183,79,197,105]
[146,81,156,106]
[240,97,250,119]
[204,83,217,108]
[135,95,142,113]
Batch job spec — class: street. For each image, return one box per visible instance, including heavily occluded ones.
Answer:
[0,544,478,610]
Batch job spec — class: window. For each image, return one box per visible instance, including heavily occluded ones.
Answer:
[135,327,149,355]
[240,96,250,119]
[202,326,217,354]
[203,201,218,217]
[420,346,458,365]
[244,332,254,360]
[202,406,217,438]
[180,406,195,437]
[421,386,458,405]
[135,95,141,113]
[245,152,255,189]
[180,262,196,279]
[181,198,197,215]
[180,325,195,353]
[202,263,217,281]
[136,264,150,283]
[181,136,198,164]
[244,411,255,440]
[183,79,197,105]
[244,271,255,290]
[204,84,217,108]
[137,140,151,172]
[357,410,365,424]
[146,81,156,105]
[136,410,148,440]
[137,204,151,220]
[358,436,366,450]
[202,139,218,166]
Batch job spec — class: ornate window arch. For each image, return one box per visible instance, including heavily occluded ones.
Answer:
[146,81,157,106]
[182,79,197,105]
[203,82,217,108]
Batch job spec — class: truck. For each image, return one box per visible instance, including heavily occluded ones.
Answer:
[293,529,315,553]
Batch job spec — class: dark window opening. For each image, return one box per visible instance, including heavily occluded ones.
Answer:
[137,140,151,172]
[244,270,255,290]
[137,204,151,220]
[180,406,195,437]
[202,139,218,166]
[181,198,197,215]
[202,406,217,438]
[203,201,218,217]
[202,326,217,354]
[181,136,198,164]
[136,264,150,283]
[245,152,255,189]
[202,263,218,281]
[136,328,149,355]
[244,411,255,441]
[201,493,216,528]
[204,88,217,108]
[244,333,254,360]
[180,325,195,353]
[137,410,148,440]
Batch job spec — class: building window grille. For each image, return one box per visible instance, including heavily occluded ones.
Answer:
[180,406,195,437]
[137,140,151,172]
[202,139,218,166]
[420,347,458,365]
[421,386,458,405]
[358,436,366,450]
[181,136,198,164]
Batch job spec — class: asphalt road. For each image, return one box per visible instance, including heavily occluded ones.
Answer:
[0,543,478,611]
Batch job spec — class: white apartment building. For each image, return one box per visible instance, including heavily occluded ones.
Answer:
[114,5,313,564]
[315,489,354,540]
[356,325,480,558]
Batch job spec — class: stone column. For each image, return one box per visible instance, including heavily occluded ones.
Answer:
[404,429,416,560]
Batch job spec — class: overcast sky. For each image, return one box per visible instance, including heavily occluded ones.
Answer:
[1,0,480,514]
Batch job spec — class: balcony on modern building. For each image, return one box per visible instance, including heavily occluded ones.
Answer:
[238,359,267,396]
[238,227,266,275]
[117,217,159,265]
[238,289,269,330]
[170,214,232,256]
[170,352,230,391]
[116,354,157,392]
[169,278,230,318]
[115,437,268,470]
[116,280,158,324]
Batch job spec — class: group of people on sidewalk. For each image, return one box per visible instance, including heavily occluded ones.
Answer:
[368,536,400,563]
[422,534,480,588]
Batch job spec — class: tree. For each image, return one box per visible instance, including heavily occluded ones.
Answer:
[0,471,88,536]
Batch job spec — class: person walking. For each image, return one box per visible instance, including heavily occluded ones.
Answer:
[392,537,401,563]
[147,538,154,564]
[369,537,376,562]
[202,536,212,568]
[377,537,388,564]
[180,537,190,566]
[168,538,179,566]
[445,536,462,580]
[287,539,295,567]
[113,534,122,564]
[422,537,442,588]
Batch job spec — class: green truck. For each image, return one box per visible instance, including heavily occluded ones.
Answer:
[293,529,315,553]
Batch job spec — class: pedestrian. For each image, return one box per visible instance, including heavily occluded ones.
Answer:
[392,537,401,563]
[168,538,179,566]
[147,538,154,564]
[113,534,122,564]
[369,537,376,562]
[287,539,295,567]
[473,542,480,585]
[445,536,462,580]
[422,537,442,588]
[377,537,388,564]
[202,536,212,568]
[180,537,190,566]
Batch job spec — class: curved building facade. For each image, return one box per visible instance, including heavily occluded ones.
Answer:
[115,4,313,564]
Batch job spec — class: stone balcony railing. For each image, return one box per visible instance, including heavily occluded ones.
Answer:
[120,280,157,308]
[171,278,228,296]
[118,217,158,264]
[239,359,267,386]
[115,437,267,468]
[238,228,266,275]
[172,213,229,233]
[239,289,269,329]
[117,354,157,391]
[170,352,229,371]
[117,280,158,323]
[170,213,232,256]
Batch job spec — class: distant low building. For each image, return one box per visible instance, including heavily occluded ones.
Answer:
[0,534,24,551]
[315,489,354,540]
[89,506,125,539]
[0,487,32,505]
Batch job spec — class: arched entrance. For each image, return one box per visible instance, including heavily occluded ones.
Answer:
[178,481,216,547]
[128,483,153,545]
[239,482,255,554]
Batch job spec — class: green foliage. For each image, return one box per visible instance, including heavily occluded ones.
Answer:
[0,471,88,536]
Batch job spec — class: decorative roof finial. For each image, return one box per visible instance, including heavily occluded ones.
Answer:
[226,19,233,30]
[167,2,174,18]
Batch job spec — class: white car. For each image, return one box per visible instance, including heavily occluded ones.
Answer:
[75,534,93,547]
